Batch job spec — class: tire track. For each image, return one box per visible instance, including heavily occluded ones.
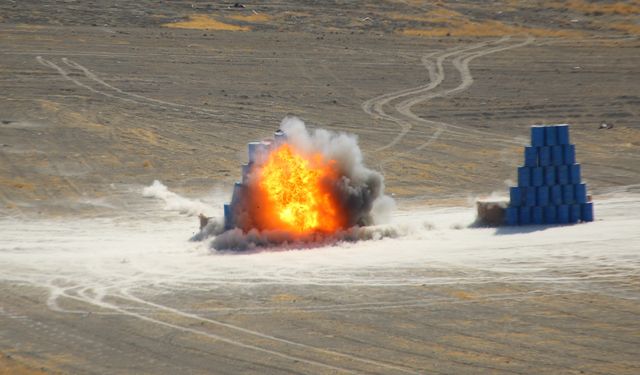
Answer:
[36,56,278,149]
[400,37,534,151]
[362,40,495,151]
[50,286,417,374]
[62,58,225,118]
[38,56,220,118]
[118,288,422,375]
[37,56,143,106]
[363,37,534,155]
[37,56,274,132]
[49,284,582,374]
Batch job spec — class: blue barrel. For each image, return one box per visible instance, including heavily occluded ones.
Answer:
[538,146,551,166]
[531,126,545,147]
[570,204,581,223]
[532,167,544,186]
[545,126,557,146]
[532,206,544,225]
[575,183,587,204]
[525,187,537,206]
[537,186,549,206]
[544,205,557,224]
[510,187,522,207]
[241,164,253,184]
[506,207,519,225]
[582,202,594,222]
[518,166,531,186]
[556,124,570,145]
[544,166,556,185]
[223,204,233,230]
[557,165,569,185]
[570,164,581,184]
[562,184,575,204]
[524,146,538,167]
[558,205,569,224]
[551,185,563,205]
[564,144,576,164]
[231,182,244,205]
[552,145,564,166]
[520,206,532,225]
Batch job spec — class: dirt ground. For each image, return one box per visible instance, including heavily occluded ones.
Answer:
[1,1,639,374]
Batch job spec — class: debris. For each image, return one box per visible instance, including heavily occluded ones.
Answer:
[199,213,210,229]
[232,2,245,8]
[476,199,508,226]
[599,122,613,129]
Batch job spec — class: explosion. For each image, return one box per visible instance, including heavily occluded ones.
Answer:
[256,144,345,233]
[209,117,395,250]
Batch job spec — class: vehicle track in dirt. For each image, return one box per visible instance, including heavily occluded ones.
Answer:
[363,36,534,158]
[46,284,421,375]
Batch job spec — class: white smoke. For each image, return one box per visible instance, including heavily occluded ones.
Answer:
[371,195,396,225]
[212,225,401,252]
[142,180,213,216]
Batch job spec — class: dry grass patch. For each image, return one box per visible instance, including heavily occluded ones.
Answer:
[228,13,271,23]
[393,5,585,38]
[402,19,584,38]
[0,358,50,375]
[553,0,640,15]
[163,14,250,31]
[271,293,299,302]
[389,7,465,23]
[0,177,35,191]
[609,22,640,35]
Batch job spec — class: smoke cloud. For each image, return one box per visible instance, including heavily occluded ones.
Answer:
[212,225,401,252]
[143,180,213,216]
[208,117,396,250]
[280,116,392,227]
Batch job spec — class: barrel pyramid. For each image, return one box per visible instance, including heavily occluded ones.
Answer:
[223,130,287,231]
[506,124,594,225]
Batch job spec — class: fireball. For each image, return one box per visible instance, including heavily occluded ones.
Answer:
[255,144,345,234]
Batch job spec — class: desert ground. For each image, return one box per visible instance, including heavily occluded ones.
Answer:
[1,1,639,374]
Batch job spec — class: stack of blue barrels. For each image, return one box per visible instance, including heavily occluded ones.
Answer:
[506,124,594,225]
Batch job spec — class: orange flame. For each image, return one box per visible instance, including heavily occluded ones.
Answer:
[255,144,344,234]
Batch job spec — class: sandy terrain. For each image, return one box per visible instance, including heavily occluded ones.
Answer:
[1,1,639,374]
